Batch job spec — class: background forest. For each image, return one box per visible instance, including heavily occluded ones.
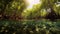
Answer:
[0,0,60,34]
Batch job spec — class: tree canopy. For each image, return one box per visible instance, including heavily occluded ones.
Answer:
[0,0,60,20]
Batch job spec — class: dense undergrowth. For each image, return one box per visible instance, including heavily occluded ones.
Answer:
[0,19,60,34]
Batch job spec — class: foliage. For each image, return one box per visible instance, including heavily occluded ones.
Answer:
[0,0,60,20]
[0,0,60,34]
[0,19,60,34]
